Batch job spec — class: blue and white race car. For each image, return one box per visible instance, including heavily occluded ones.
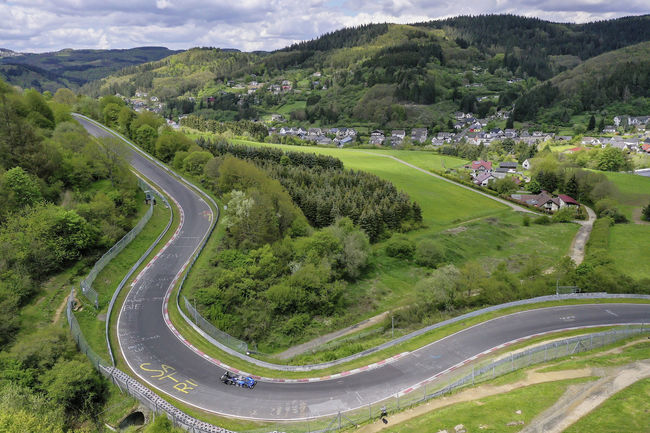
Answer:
[220,371,257,389]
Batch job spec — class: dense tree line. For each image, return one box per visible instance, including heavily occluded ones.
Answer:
[419,14,650,79]
[198,138,422,241]
[180,114,268,141]
[282,24,390,52]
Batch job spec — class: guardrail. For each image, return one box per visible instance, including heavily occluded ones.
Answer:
[240,325,650,433]
[176,292,650,372]
[80,177,166,308]
[67,289,231,433]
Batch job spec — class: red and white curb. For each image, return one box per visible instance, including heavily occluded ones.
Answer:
[395,323,642,397]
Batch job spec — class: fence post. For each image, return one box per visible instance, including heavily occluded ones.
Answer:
[511,353,514,371]
[338,412,341,430]
[472,367,475,385]
[368,404,371,422]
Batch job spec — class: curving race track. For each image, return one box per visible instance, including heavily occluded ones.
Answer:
[75,115,650,421]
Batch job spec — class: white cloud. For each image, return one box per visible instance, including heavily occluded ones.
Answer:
[0,0,646,52]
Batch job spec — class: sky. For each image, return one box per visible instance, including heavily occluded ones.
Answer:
[0,0,648,53]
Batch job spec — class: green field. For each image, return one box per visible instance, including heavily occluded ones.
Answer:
[596,171,650,280]
[563,378,650,433]
[608,224,650,280]
[382,379,593,433]
[228,138,507,229]
[601,171,650,220]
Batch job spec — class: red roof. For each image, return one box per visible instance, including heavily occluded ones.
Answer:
[567,147,586,152]
[558,194,579,205]
[467,160,492,170]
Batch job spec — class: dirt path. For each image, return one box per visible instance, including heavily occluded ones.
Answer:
[274,311,390,360]
[355,367,594,433]
[632,207,650,225]
[568,205,596,265]
[521,360,650,433]
[52,295,69,325]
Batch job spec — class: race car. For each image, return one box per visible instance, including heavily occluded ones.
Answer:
[220,371,257,389]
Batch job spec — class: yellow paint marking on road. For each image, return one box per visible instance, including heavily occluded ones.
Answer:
[139,363,199,394]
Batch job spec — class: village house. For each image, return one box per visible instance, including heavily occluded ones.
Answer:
[336,136,354,147]
[510,191,579,212]
[493,167,509,179]
[270,114,285,122]
[369,130,385,145]
[474,172,496,186]
[499,162,518,173]
[603,125,617,134]
[465,160,493,176]
[391,130,406,146]
[411,128,428,144]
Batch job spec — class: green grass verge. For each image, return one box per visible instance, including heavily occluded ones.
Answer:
[600,170,650,220]
[539,340,650,372]
[563,377,650,433]
[382,378,595,432]
[609,224,650,280]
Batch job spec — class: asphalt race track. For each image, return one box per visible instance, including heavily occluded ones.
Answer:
[75,115,650,421]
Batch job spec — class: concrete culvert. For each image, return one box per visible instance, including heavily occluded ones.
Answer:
[118,411,145,430]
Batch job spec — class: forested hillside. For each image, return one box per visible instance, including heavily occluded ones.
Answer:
[84,14,650,132]
[0,46,180,91]
[0,79,145,431]
[513,42,650,121]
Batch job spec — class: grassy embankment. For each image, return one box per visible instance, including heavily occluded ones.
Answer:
[370,336,650,433]
[597,171,650,280]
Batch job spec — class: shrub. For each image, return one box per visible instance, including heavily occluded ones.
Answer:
[533,215,552,225]
[643,203,650,222]
[522,214,530,226]
[552,207,575,223]
[385,236,415,258]
[414,239,445,267]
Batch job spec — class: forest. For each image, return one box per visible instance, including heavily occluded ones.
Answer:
[0,79,145,431]
[198,138,423,242]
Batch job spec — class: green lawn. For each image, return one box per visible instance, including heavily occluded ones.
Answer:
[601,171,650,220]
[275,100,306,115]
[382,378,593,433]
[609,224,650,280]
[563,378,650,433]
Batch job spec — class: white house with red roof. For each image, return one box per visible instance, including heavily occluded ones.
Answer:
[465,160,492,176]
[558,194,579,208]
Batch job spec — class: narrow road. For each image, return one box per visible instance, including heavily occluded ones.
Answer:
[569,205,597,265]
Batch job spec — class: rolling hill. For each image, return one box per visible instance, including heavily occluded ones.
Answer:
[0,46,181,90]
[84,14,650,129]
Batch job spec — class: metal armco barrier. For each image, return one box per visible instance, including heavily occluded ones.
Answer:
[80,177,166,308]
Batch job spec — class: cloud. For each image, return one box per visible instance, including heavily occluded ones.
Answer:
[0,0,647,52]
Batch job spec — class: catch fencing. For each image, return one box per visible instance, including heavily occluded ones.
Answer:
[184,296,249,354]
[66,289,232,433]
[80,177,166,308]
[253,325,648,433]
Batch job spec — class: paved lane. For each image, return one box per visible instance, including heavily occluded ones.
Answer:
[75,115,650,421]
